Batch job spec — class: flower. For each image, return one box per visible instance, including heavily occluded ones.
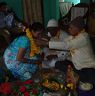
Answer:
[30,89,38,95]
[26,28,41,57]
[67,83,74,90]
[15,81,23,85]
[0,82,12,95]
[19,86,26,93]
[23,79,33,85]
[23,92,30,96]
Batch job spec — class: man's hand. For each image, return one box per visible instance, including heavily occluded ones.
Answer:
[34,38,49,47]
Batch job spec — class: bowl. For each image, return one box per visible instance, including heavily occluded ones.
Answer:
[79,82,93,91]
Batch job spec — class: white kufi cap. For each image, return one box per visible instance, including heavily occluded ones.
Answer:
[47,19,58,27]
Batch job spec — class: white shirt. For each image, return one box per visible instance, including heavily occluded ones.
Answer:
[49,32,95,70]
[42,30,69,68]
[50,30,69,60]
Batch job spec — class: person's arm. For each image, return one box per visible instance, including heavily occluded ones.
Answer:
[16,47,29,63]
[49,33,88,50]
[66,32,88,49]
[16,36,41,64]
[49,40,69,50]
[16,48,41,64]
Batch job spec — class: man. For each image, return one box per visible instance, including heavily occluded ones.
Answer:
[0,2,11,45]
[48,17,95,90]
[0,2,24,46]
[42,19,69,68]
[36,17,95,93]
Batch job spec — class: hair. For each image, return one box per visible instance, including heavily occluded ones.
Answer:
[69,16,85,30]
[29,22,44,32]
[10,22,43,43]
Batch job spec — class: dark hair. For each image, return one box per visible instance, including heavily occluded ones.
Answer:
[70,16,85,30]
[29,22,44,32]
[0,2,7,7]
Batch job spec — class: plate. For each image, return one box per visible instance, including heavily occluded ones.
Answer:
[42,79,60,91]
[79,82,93,91]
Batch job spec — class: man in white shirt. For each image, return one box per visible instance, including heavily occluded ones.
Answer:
[48,16,95,84]
[42,19,69,68]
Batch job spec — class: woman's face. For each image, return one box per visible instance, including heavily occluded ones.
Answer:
[68,24,80,36]
[32,30,42,39]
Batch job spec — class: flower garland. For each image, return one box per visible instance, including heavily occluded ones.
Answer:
[0,80,43,96]
[12,80,42,96]
[26,28,41,57]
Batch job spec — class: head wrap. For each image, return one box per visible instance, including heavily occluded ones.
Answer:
[47,19,58,27]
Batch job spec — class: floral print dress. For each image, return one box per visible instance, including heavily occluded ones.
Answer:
[3,36,38,80]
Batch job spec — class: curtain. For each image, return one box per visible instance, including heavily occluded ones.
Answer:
[71,7,88,20]
[43,0,60,27]
[59,2,72,17]
[22,0,43,24]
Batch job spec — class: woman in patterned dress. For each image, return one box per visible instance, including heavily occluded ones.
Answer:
[3,22,43,80]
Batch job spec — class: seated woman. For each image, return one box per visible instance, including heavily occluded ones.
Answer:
[3,22,43,80]
[25,23,42,59]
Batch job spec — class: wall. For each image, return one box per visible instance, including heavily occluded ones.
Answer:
[80,0,90,4]
[0,0,24,20]
[42,0,90,27]
[64,0,90,4]
[0,0,91,25]
[64,0,80,5]
[43,0,60,27]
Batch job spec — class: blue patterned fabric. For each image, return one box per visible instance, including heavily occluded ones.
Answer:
[3,36,38,80]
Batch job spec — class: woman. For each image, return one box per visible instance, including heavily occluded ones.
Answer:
[3,22,43,80]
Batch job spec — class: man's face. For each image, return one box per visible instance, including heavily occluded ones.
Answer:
[47,27,58,37]
[68,24,80,36]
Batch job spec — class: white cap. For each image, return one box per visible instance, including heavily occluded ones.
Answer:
[47,19,58,27]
